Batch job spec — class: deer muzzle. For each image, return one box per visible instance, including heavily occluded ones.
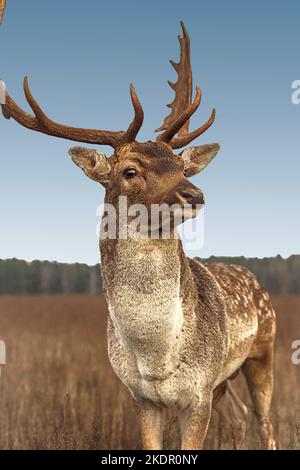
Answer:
[163,182,204,209]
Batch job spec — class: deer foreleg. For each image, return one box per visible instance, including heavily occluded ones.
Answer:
[139,401,164,450]
[180,395,213,450]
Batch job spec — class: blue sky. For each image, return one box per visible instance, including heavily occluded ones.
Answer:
[0,0,299,264]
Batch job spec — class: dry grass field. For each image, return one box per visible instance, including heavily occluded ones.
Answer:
[0,294,299,450]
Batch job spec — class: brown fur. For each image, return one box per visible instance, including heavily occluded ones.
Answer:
[101,236,276,449]
[68,140,278,450]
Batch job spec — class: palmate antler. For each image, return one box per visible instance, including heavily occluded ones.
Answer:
[155,21,193,139]
[155,21,216,150]
[0,77,144,149]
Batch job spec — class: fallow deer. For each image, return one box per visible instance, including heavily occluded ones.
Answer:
[1,22,276,450]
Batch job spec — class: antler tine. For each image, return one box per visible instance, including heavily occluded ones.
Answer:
[0,0,6,25]
[1,77,144,149]
[157,85,201,144]
[23,76,54,123]
[171,107,216,149]
[125,84,144,142]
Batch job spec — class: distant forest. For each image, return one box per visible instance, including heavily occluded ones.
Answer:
[0,259,102,294]
[0,255,299,295]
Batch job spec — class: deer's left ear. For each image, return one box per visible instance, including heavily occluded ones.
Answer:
[68,147,111,187]
[181,143,220,177]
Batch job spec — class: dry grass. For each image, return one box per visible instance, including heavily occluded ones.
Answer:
[0,294,299,450]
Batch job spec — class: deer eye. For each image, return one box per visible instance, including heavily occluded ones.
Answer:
[123,168,137,179]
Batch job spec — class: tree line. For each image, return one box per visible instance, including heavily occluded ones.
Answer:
[199,255,300,295]
[0,255,299,294]
[0,259,102,294]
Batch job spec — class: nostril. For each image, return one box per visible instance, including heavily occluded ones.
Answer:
[179,189,205,205]
[181,190,194,200]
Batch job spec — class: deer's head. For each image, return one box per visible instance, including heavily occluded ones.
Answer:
[1,22,219,227]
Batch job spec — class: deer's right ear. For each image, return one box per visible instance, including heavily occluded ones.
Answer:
[68,147,111,188]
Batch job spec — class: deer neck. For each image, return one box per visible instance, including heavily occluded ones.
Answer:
[100,237,193,380]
